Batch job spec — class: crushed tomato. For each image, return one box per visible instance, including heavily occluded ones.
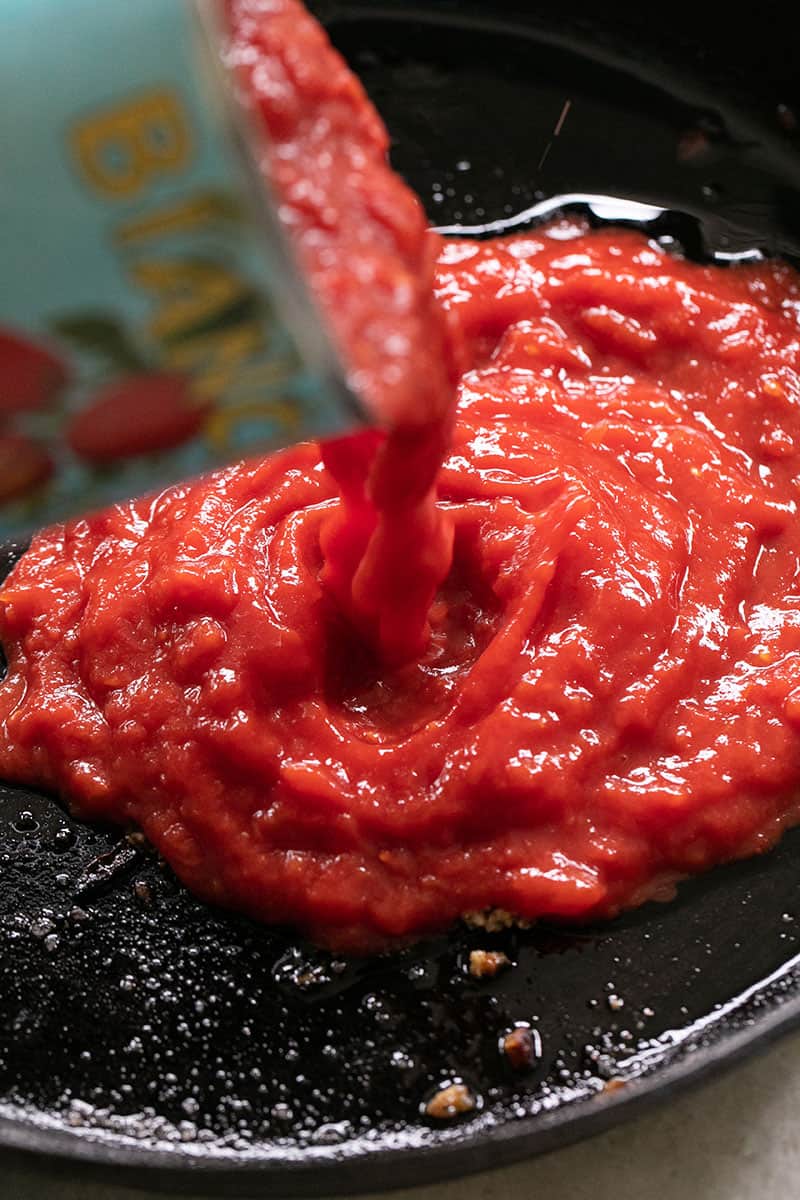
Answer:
[1,2,800,951]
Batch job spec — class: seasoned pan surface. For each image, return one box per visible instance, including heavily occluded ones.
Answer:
[2,3,800,1193]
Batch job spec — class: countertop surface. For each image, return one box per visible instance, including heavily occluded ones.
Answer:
[4,1027,799,1200]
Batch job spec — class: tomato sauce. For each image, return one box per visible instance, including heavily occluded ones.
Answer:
[2,2,800,952]
[223,0,461,664]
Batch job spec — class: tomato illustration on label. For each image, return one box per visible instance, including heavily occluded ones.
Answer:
[0,328,69,415]
[52,312,210,463]
[0,434,53,503]
[68,372,210,464]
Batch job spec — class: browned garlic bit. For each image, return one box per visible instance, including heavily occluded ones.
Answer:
[468,949,511,978]
[463,908,519,932]
[502,1026,538,1071]
[425,1083,476,1121]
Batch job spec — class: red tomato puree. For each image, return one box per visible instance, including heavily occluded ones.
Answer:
[2,2,800,952]
[223,0,461,666]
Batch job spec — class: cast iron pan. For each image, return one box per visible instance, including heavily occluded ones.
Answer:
[3,2,800,1194]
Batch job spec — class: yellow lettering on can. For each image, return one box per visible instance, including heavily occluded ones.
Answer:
[205,398,299,454]
[164,323,266,398]
[115,191,240,245]
[132,259,250,343]
[72,89,191,199]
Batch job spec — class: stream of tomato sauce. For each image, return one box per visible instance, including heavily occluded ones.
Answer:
[1,2,800,951]
[223,0,461,664]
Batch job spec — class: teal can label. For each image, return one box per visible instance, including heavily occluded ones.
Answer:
[0,0,360,537]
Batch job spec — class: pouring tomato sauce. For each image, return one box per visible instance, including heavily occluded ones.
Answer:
[223,0,462,665]
[1,0,800,951]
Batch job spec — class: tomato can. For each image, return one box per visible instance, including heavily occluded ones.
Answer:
[0,0,362,536]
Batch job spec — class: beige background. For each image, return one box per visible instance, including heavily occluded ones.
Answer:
[4,1028,800,1200]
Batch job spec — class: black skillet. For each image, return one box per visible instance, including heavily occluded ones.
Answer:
[3,2,800,1194]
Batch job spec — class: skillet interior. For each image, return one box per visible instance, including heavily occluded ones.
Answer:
[2,3,800,1193]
